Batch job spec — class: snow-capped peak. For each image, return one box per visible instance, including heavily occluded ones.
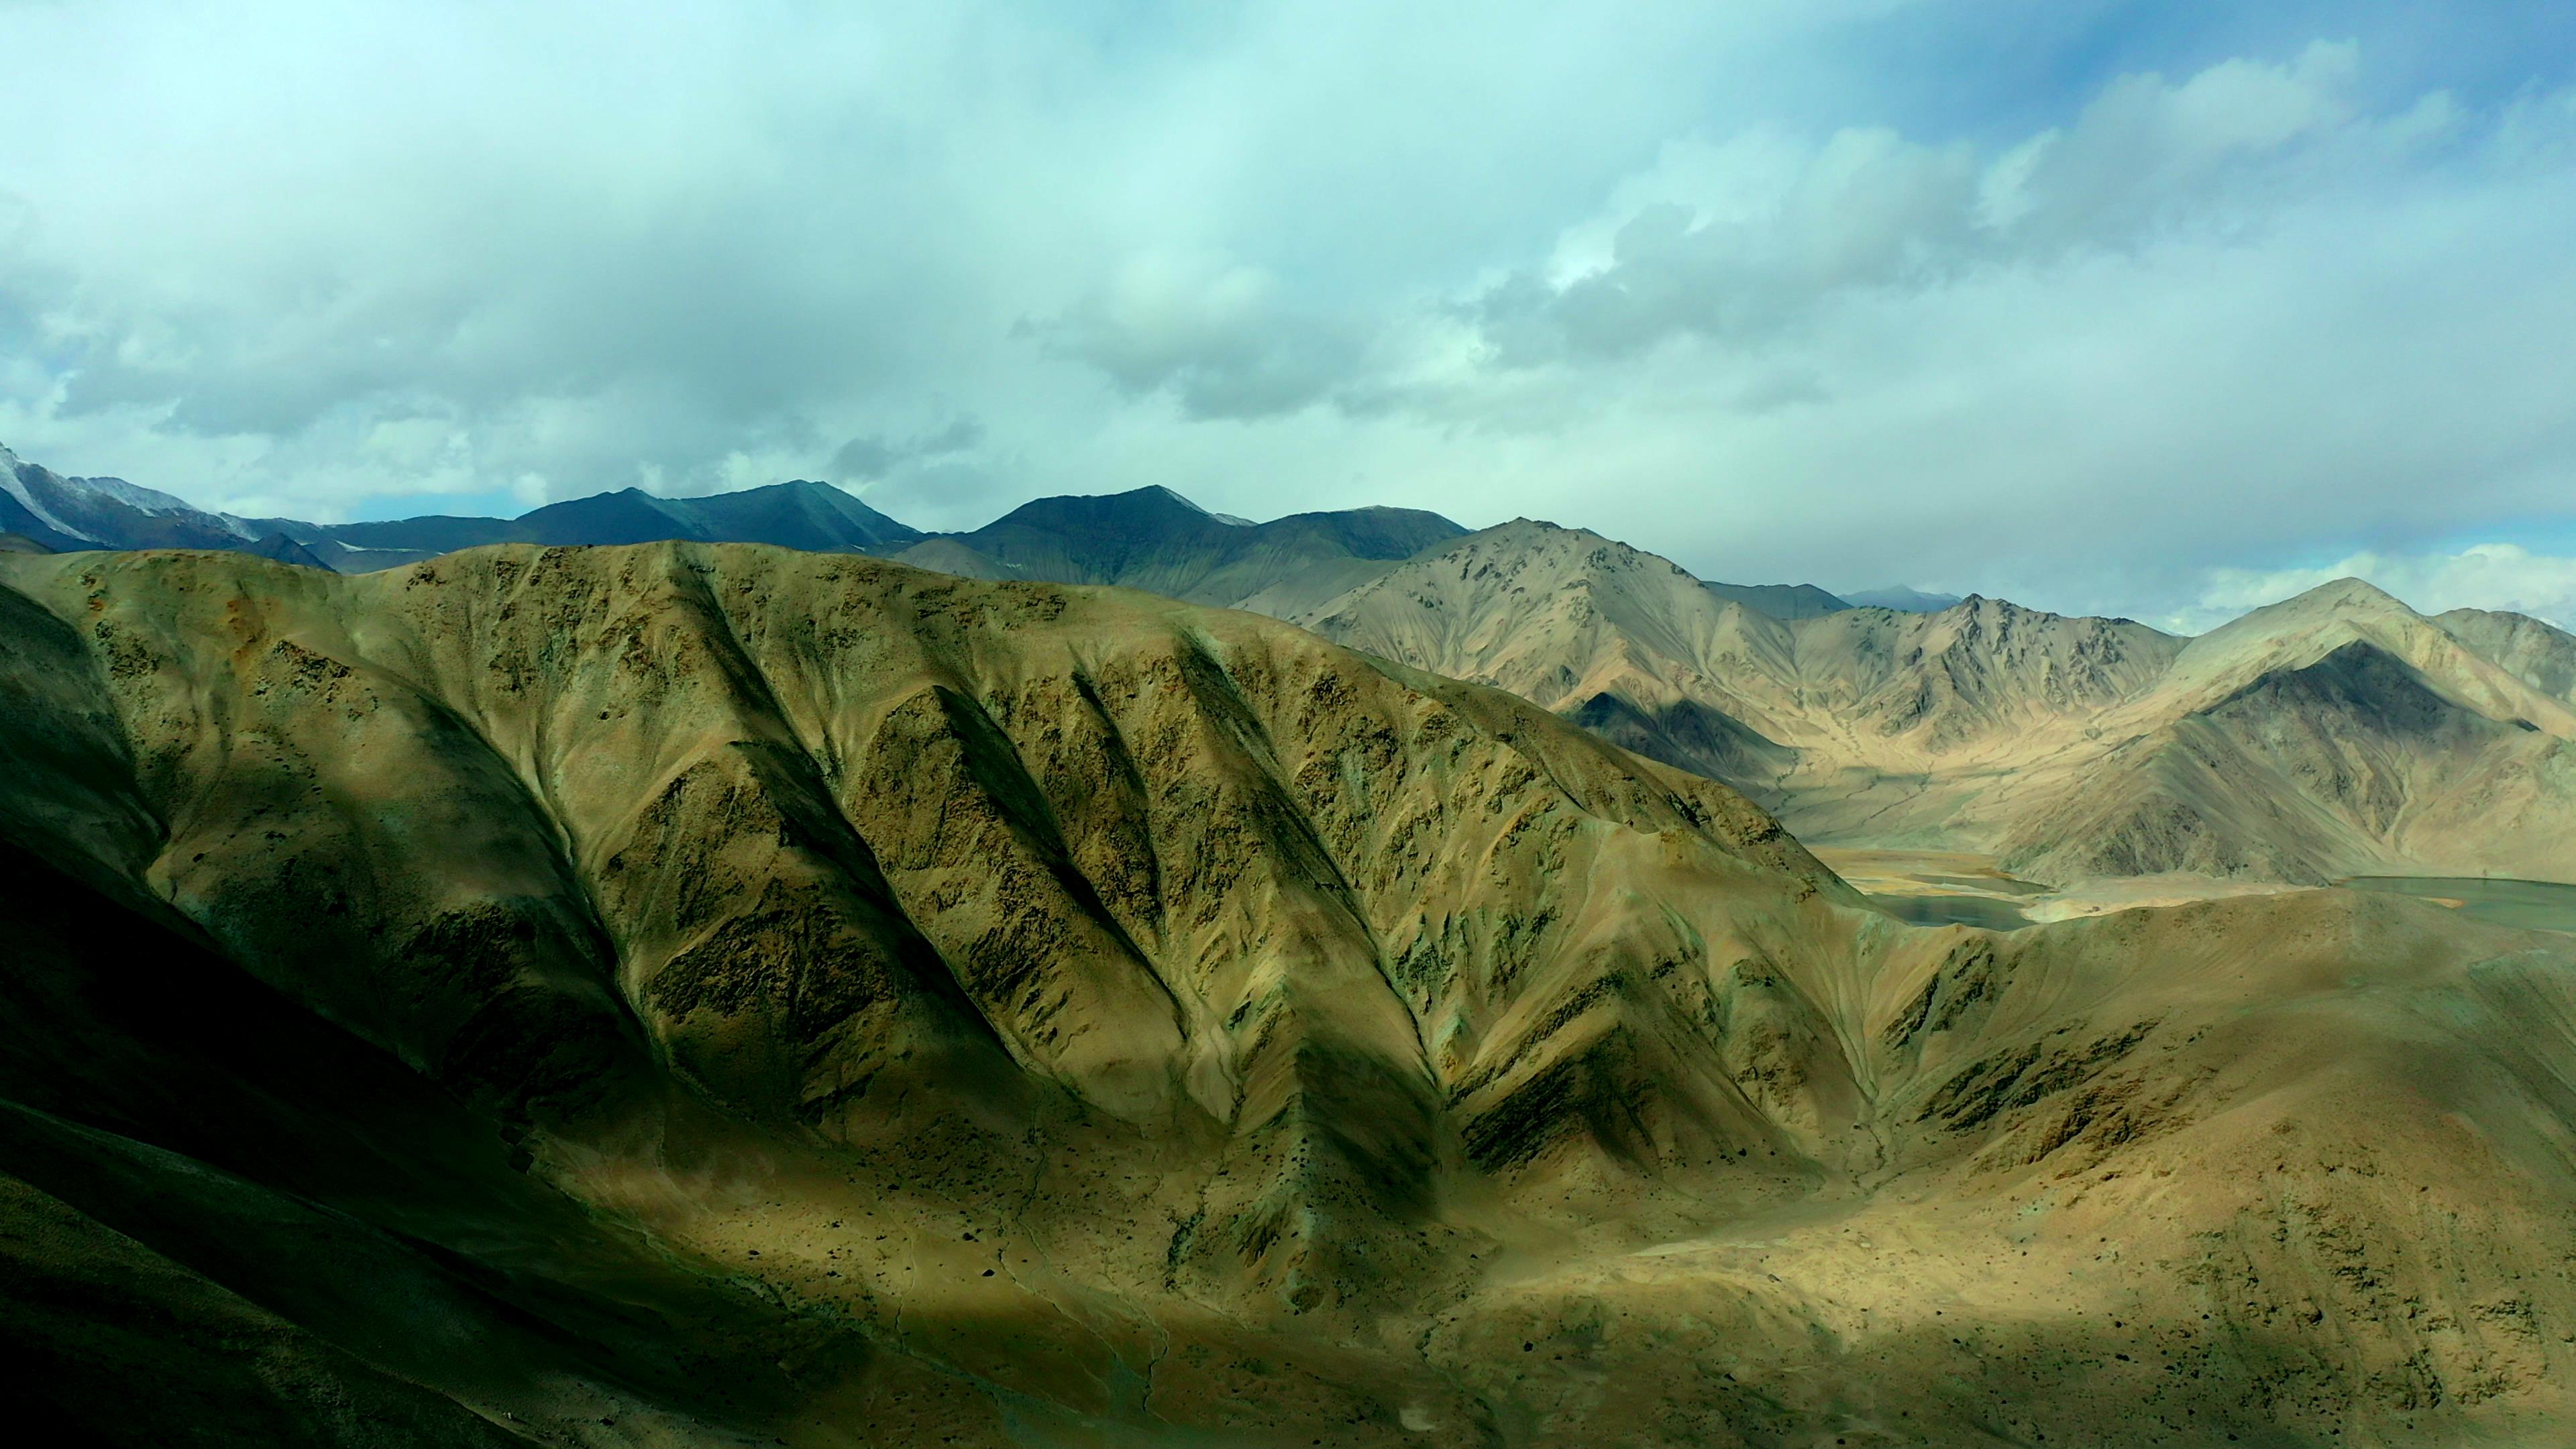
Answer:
[0,442,259,542]
[1,443,98,543]
[77,471,230,521]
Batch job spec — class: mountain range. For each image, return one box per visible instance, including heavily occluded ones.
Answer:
[1293,521,2576,885]
[5,539,2573,1444]
[3,441,924,572]
[880,482,1468,615]
[3,439,1882,610]
[10,439,2574,892]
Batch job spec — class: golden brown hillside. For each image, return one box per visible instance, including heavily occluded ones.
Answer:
[1298,524,2576,888]
[3,543,2574,1446]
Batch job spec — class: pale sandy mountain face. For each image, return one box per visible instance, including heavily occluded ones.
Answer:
[1293,519,2184,771]
[3,542,2575,1445]
[2436,605,2576,706]
[1996,582,2576,883]
[1292,519,1815,784]
[1299,524,2576,886]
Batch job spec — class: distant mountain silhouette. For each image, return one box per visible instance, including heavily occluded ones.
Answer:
[255,478,922,569]
[245,533,331,570]
[906,484,1467,610]
[1703,580,1850,619]
[3,443,262,553]
[5,441,926,571]
[2,442,1876,628]
[1841,584,1964,612]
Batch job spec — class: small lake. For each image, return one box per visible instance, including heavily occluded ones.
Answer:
[2339,877,2576,934]
[1865,892,2035,932]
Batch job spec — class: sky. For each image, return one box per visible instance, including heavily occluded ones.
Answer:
[3,1,2574,630]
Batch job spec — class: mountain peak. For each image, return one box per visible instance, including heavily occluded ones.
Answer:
[1139,484,1207,511]
[1479,518,1591,545]
[1,443,257,549]
[2294,575,2411,611]
[705,477,855,504]
[2226,576,2420,633]
[991,485,1218,529]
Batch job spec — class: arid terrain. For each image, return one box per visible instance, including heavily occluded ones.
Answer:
[34,433,2571,896]
[3,541,2574,1446]
[1296,521,2576,889]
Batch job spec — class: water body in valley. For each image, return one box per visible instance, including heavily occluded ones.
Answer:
[1864,892,2035,931]
[2339,876,2576,934]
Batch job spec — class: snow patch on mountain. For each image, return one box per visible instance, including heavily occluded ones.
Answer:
[0,443,258,543]
[1142,484,1252,525]
[1,443,95,542]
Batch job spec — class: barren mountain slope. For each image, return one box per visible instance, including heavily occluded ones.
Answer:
[1,544,2573,1445]
[1291,519,1826,784]
[1,439,928,576]
[1296,521,2184,814]
[1296,520,2186,763]
[2438,605,2576,706]
[1994,582,2576,884]
[1301,528,2576,884]
[1748,592,2184,763]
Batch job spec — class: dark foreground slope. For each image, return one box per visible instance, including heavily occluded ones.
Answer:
[1,543,2573,1446]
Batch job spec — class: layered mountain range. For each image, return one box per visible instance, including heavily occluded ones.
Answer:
[9,437,2574,894]
[5,541,2575,1445]
[3,442,924,572]
[1295,522,2576,885]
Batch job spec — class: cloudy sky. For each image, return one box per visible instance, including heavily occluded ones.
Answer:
[3,1,2574,629]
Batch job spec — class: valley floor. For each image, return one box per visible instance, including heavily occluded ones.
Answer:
[1814,847,2576,935]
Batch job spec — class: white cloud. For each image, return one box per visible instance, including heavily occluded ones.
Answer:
[0,0,1873,522]
[1023,250,1360,420]
[1456,42,2400,366]
[0,1,2567,611]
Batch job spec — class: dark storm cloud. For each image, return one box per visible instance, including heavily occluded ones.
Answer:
[831,417,986,482]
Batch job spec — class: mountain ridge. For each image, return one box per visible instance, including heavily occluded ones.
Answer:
[903,485,1470,611]
[1297,527,2576,883]
[2,441,262,553]
[0,441,1872,626]
[15,439,2575,885]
